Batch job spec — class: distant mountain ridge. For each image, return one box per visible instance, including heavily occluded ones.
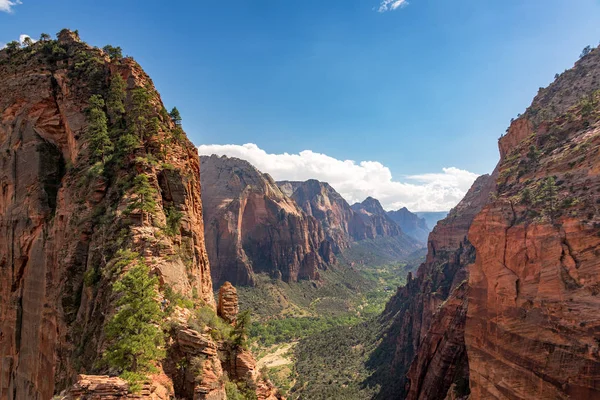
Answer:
[387,207,430,243]
[415,211,449,231]
[279,181,422,256]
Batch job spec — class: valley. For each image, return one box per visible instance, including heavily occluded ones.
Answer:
[1,9,600,399]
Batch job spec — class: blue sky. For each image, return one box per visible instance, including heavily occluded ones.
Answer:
[2,0,600,210]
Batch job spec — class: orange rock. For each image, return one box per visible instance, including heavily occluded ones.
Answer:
[217,282,239,323]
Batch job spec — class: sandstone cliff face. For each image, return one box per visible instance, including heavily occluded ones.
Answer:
[351,197,403,238]
[376,46,600,400]
[387,207,430,244]
[368,173,494,400]
[465,47,600,399]
[0,30,271,400]
[280,180,421,255]
[279,179,365,252]
[200,156,334,287]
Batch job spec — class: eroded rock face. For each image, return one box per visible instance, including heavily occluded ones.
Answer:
[217,281,239,323]
[369,174,494,399]
[465,48,600,398]
[377,45,600,400]
[200,155,334,287]
[279,180,421,255]
[0,30,214,399]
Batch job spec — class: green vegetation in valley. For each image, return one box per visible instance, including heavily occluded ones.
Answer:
[239,250,423,398]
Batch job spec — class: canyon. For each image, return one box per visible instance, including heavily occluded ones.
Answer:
[1,25,600,400]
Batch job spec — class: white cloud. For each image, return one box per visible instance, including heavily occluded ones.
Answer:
[377,0,408,12]
[19,34,35,45]
[0,0,22,13]
[197,143,479,212]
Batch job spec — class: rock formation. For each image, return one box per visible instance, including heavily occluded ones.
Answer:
[374,44,600,399]
[0,30,276,400]
[200,155,334,287]
[217,281,239,323]
[279,180,422,255]
[387,207,430,244]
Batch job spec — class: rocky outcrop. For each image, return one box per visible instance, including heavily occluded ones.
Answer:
[279,179,363,251]
[387,207,430,244]
[0,30,262,400]
[375,45,600,400]
[200,155,334,287]
[217,281,238,323]
[63,375,171,399]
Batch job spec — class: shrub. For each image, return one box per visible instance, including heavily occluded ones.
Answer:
[164,206,183,236]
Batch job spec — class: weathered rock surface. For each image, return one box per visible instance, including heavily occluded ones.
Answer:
[0,30,264,400]
[217,281,239,323]
[369,173,494,399]
[279,180,421,256]
[465,47,600,399]
[387,207,431,244]
[376,44,600,400]
[200,155,334,287]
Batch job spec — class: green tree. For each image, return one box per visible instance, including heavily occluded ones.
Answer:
[129,87,152,141]
[103,44,123,59]
[129,174,157,224]
[104,258,165,380]
[107,73,127,124]
[22,36,33,47]
[6,41,20,52]
[86,95,113,163]
[40,33,51,42]
[169,107,182,127]
[232,310,251,350]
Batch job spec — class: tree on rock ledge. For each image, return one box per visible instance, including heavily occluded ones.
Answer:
[104,257,165,384]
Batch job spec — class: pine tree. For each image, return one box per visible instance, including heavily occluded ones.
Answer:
[129,174,157,224]
[129,87,152,141]
[232,310,251,350]
[107,73,126,125]
[40,33,51,42]
[169,107,182,127]
[103,45,123,60]
[104,258,165,376]
[86,95,113,163]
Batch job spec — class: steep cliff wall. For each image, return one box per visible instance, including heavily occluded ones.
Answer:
[0,30,277,400]
[376,45,600,400]
[279,180,421,257]
[465,47,600,399]
[200,156,334,287]
[368,173,494,399]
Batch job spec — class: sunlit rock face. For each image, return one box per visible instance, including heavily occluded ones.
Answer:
[200,155,334,287]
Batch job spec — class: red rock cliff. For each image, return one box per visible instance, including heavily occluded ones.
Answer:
[376,45,600,400]
[200,155,334,287]
[0,30,272,400]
